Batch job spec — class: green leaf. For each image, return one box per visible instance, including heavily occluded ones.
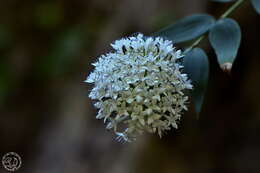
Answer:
[209,18,241,69]
[184,48,209,116]
[211,0,236,2]
[251,0,260,14]
[154,14,215,43]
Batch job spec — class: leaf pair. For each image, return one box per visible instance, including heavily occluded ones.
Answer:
[155,14,241,70]
[155,12,244,115]
[184,24,241,115]
[183,25,240,115]
[154,0,259,116]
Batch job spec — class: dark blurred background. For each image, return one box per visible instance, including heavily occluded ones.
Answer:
[0,0,260,172]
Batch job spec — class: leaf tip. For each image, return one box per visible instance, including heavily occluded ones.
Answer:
[220,62,232,74]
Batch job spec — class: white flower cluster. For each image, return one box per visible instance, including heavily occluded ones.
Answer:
[85,34,192,142]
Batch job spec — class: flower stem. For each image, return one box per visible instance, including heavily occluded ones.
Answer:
[186,0,245,52]
[220,0,245,19]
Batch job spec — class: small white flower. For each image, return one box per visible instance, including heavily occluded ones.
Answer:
[86,33,192,142]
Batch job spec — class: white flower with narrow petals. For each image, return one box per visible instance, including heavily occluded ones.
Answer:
[85,33,192,142]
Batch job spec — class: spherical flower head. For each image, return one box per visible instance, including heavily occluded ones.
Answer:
[85,33,192,143]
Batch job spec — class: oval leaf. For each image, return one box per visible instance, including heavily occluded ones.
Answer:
[251,0,260,14]
[154,14,215,43]
[183,48,209,116]
[209,18,241,68]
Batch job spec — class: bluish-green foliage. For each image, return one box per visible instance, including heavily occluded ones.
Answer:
[184,48,209,116]
[209,18,241,66]
[155,0,258,115]
[251,0,260,14]
[155,14,215,43]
